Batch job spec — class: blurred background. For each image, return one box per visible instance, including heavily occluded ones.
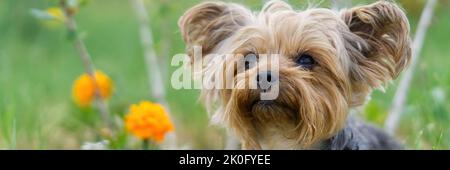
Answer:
[0,0,449,149]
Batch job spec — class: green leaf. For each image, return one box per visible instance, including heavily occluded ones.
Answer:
[66,30,77,42]
[78,0,91,7]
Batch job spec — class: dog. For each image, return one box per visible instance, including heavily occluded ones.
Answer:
[178,0,411,150]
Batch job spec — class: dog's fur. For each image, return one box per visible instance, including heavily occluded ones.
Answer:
[178,0,411,150]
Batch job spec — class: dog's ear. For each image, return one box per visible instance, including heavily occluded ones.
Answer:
[341,1,411,104]
[178,1,252,57]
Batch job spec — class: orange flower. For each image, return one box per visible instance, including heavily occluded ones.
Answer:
[125,101,174,142]
[72,71,113,107]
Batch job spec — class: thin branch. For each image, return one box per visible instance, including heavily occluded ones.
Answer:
[131,0,177,149]
[331,0,351,10]
[60,1,113,130]
[385,0,438,135]
[331,0,339,10]
[158,22,172,80]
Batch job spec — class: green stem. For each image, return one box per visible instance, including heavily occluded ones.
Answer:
[142,139,149,150]
[59,0,114,131]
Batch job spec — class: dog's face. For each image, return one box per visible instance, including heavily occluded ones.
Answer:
[179,0,411,149]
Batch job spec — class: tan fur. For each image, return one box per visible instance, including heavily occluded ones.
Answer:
[179,0,411,149]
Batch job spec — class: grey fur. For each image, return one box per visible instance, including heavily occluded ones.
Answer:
[320,117,403,150]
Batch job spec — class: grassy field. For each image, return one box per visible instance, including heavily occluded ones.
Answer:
[0,0,449,149]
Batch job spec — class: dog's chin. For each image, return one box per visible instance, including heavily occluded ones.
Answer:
[249,99,298,121]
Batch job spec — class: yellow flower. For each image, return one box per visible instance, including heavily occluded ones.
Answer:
[41,7,65,28]
[125,101,174,142]
[72,71,113,107]
[46,7,65,21]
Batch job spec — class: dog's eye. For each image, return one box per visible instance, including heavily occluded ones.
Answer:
[295,54,316,69]
[244,53,257,70]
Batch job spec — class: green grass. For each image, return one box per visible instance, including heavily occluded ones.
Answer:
[0,0,449,149]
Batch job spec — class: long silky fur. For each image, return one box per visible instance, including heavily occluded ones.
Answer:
[178,0,411,150]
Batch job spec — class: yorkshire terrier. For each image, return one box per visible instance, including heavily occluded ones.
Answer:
[178,0,411,150]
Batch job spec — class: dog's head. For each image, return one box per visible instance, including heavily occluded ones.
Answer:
[179,0,411,149]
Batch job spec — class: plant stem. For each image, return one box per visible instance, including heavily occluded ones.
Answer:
[60,0,113,131]
[142,139,149,150]
[385,0,438,135]
[131,0,177,149]
[331,0,351,10]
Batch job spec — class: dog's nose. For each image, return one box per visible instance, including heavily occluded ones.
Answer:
[256,71,277,90]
